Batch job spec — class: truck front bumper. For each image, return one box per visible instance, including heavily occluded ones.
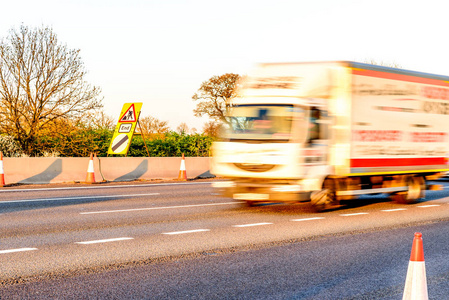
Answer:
[212,181,311,202]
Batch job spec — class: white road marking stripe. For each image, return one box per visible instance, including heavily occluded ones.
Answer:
[381,208,407,212]
[0,248,38,254]
[162,229,210,235]
[418,204,440,208]
[291,217,325,222]
[232,222,273,228]
[0,193,160,204]
[75,237,134,245]
[0,182,211,193]
[80,202,239,215]
[340,212,369,217]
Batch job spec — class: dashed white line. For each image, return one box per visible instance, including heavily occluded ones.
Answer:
[340,212,369,217]
[162,229,210,235]
[80,202,238,215]
[417,204,441,208]
[232,222,273,228]
[75,237,134,245]
[0,193,160,204]
[381,208,407,212]
[291,217,325,222]
[0,248,38,254]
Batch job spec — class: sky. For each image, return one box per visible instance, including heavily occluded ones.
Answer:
[2,0,449,131]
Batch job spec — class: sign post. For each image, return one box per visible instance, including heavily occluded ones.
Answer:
[108,103,143,156]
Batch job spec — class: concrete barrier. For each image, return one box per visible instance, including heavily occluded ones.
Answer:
[2,156,212,185]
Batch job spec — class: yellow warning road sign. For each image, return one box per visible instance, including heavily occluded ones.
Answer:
[108,103,142,155]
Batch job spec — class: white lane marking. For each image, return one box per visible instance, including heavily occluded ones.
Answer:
[381,208,407,212]
[340,212,369,217]
[232,222,273,228]
[0,182,212,193]
[291,217,325,222]
[0,248,38,254]
[162,229,210,235]
[418,204,441,208]
[0,193,160,204]
[75,237,134,245]
[80,202,239,215]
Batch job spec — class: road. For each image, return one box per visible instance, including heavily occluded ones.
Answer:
[1,179,449,298]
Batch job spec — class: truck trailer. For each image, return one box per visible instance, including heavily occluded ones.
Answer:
[211,61,449,211]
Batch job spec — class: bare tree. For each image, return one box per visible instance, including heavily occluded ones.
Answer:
[0,25,102,155]
[363,59,402,68]
[176,122,190,134]
[202,120,223,138]
[82,109,115,130]
[138,115,170,137]
[192,73,241,126]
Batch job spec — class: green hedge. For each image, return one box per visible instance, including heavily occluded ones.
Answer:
[33,129,213,157]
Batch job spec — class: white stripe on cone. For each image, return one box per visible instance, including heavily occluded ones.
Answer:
[403,262,428,300]
[178,153,187,181]
[87,159,94,173]
[180,159,186,171]
[403,232,428,300]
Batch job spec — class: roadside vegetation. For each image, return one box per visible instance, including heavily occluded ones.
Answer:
[0,25,240,157]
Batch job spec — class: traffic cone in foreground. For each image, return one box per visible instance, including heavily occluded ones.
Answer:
[85,153,96,184]
[0,152,5,187]
[178,153,187,181]
[403,232,428,300]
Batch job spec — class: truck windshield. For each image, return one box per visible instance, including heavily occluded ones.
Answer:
[224,104,299,142]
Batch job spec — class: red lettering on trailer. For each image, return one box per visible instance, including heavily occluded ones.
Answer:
[353,130,403,142]
[410,132,447,143]
[421,86,449,100]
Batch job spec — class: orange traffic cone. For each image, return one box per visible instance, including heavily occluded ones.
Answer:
[0,152,5,187]
[178,153,187,181]
[403,232,428,300]
[85,152,96,184]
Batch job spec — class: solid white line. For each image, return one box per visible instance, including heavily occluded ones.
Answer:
[381,208,407,212]
[291,217,325,222]
[0,248,38,254]
[232,222,273,228]
[75,237,134,245]
[418,204,441,208]
[340,212,369,217]
[0,182,212,193]
[162,229,210,235]
[80,202,238,215]
[0,193,160,204]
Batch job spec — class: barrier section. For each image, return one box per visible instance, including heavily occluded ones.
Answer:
[1,157,212,185]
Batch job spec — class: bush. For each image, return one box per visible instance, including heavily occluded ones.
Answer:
[0,135,24,157]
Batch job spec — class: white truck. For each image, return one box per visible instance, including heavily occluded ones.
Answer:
[211,61,449,211]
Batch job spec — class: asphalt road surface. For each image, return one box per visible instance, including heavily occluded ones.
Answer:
[1,178,449,299]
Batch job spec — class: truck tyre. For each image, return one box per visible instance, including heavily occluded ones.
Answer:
[310,189,332,212]
[311,178,340,212]
[245,200,258,207]
[391,175,425,204]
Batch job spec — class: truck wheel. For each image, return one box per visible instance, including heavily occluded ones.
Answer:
[311,178,340,212]
[310,189,332,212]
[245,200,258,207]
[391,176,425,204]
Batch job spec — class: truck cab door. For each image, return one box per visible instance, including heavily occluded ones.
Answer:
[304,107,329,165]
